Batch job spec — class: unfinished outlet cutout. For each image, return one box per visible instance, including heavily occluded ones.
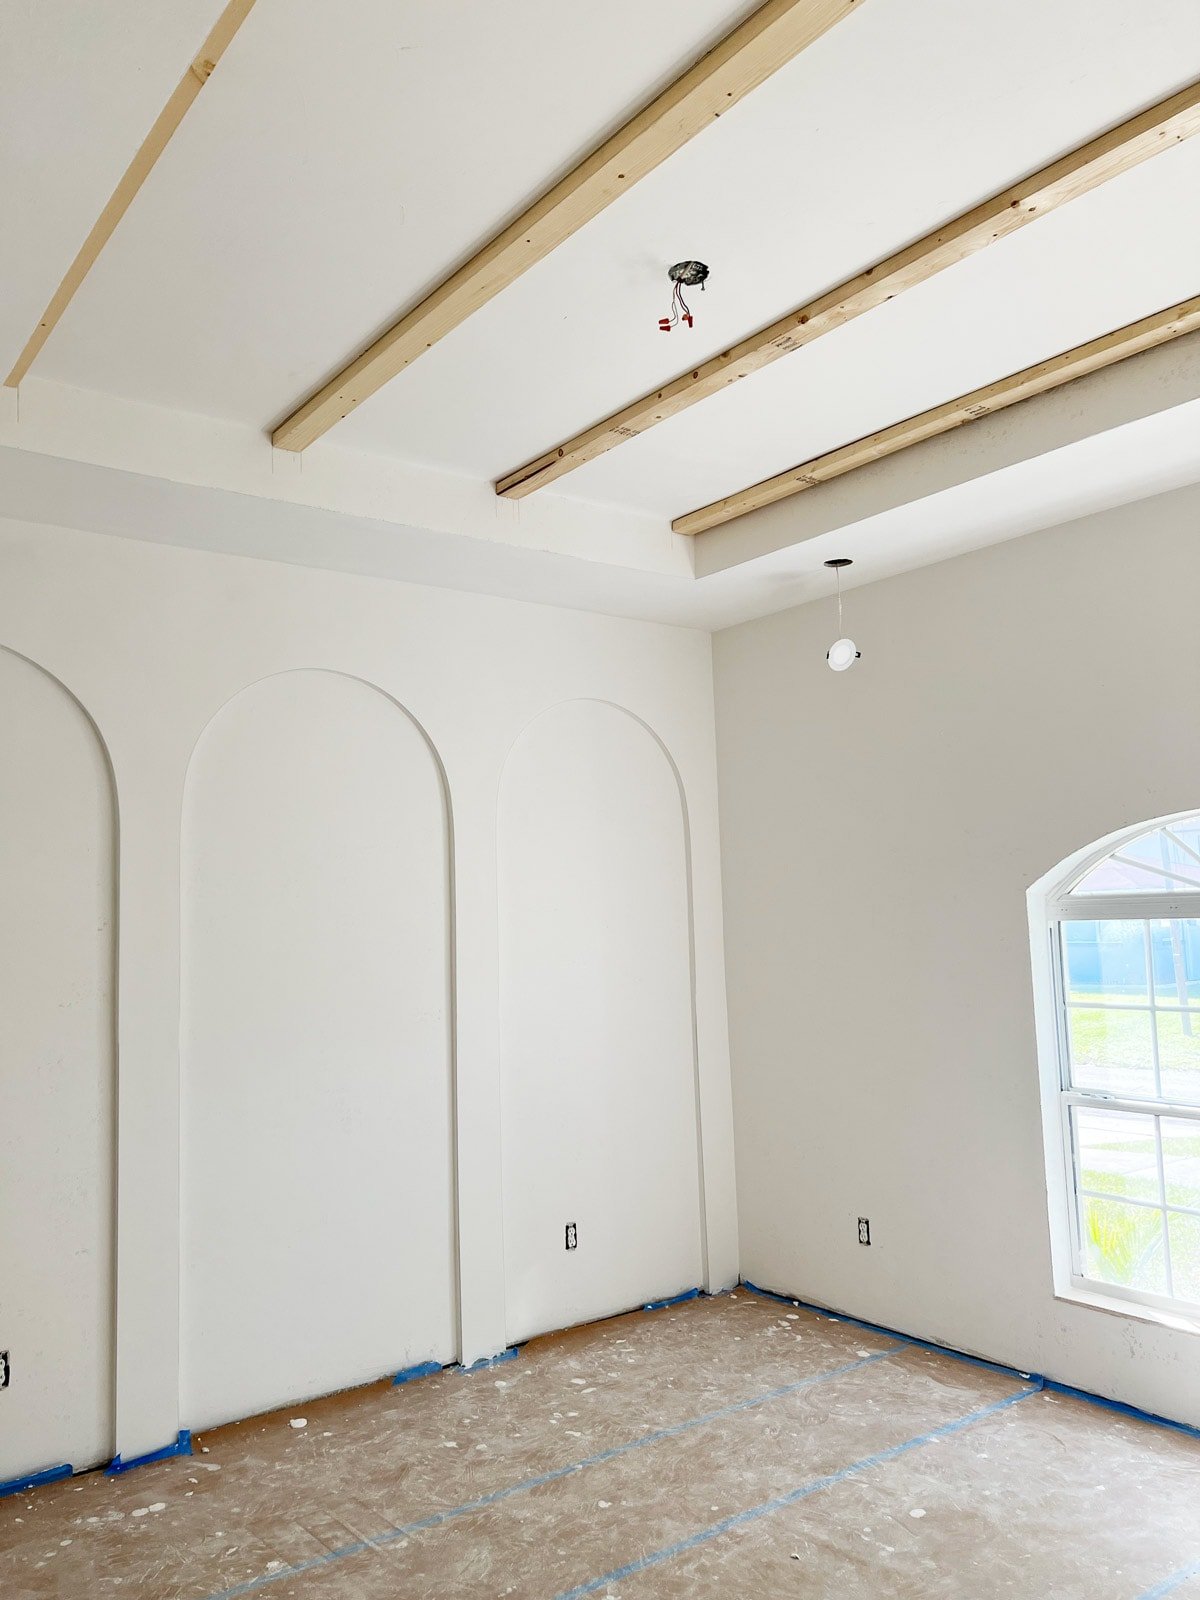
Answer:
[565,1223,578,1251]
[858,1218,871,1246]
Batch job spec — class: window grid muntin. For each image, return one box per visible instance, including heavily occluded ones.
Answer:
[1147,919,1163,1099]
[1077,1189,1200,1221]
[1154,1106,1174,1294]
[1054,894,1200,1315]
[1066,820,1200,899]
[1062,917,1200,1107]
[1064,1001,1200,1014]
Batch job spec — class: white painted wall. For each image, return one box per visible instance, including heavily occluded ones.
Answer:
[180,671,455,1430]
[0,514,736,1479]
[713,481,1200,1429]
[0,651,115,1478]
[500,702,704,1343]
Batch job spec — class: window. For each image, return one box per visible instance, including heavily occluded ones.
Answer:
[1039,816,1200,1322]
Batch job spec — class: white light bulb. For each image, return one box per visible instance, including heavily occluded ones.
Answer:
[826,637,860,672]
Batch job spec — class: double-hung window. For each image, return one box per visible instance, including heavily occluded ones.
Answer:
[1047,816,1200,1318]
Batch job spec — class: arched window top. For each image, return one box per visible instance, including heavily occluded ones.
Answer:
[1069,816,1200,898]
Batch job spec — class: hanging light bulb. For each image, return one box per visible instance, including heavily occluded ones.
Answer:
[824,558,860,671]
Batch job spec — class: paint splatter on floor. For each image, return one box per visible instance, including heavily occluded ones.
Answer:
[2,1293,1199,1598]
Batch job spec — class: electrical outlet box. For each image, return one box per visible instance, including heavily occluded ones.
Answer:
[565,1223,578,1251]
[0,1351,9,1389]
[857,1217,871,1246]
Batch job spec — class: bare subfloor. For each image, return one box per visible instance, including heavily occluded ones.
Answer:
[3,1290,1199,1598]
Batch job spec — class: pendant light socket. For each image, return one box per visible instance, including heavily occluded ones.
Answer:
[824,558,860,671]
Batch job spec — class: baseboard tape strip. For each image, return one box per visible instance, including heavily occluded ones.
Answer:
[739,1278,1200,1441]
[393,1348,519,1387]
[1038,1377,1200,1443]
[0,1462,73,1499]
[106,1429,192,1476]
[644,1287,701,1313]
[740,1280,1035,1383]
[462,1348,519,1374]
[391,1360,445,1387]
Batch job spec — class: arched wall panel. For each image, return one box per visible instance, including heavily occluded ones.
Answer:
[0,649,116,1479]
[499,700,703,1344]
[180,671,455,1430]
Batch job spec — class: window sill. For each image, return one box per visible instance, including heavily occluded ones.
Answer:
[1058,1281,1200,1337]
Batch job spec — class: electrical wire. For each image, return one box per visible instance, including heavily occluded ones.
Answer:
[659,261,708,331]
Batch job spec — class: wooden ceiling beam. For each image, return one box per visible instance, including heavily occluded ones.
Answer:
[4,0,258,389]
[271,0,861,452]
[497,79,1200,499]
[672,296,1200,535]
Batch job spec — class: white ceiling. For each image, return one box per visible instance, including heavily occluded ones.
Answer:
[24,0,761,418]
[565,139,1200,518]
[336,0,1200,495]
[3,0,1199,615]
[0,0,230,375]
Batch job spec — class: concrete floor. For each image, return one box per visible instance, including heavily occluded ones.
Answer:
[2,1289,1199,1599]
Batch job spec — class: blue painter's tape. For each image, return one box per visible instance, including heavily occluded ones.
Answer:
[0,1463,72,1500]
[740,1279,1200,1441]
[1041,1379,1200,1444]
[741,1280,1035,1383]
[789,1288,1033,1381]
[461,1347,519,1374]
[391,1360,444,1388]
[554,1384,1041,1600]
[1137,1556,1200,1599]
[740,1279,800,1307]
[748,1280,1030,1382]
[106,1429,192,1476]
[195,1346,898,1600]
[643,1287,701,1313]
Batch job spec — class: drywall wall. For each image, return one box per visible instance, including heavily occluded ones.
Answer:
[0,650,116,1479]
[499,701,704,1343]
[713,480,1200,1428]
[180,671,455,1431]
[0,515,736,1479]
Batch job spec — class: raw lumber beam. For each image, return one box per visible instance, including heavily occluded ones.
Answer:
[672,296,1200,535]
[271,0,860,451]
[498,79,1200,498]
[5,0,258,388]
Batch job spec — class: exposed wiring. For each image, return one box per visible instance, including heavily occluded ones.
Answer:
[659,260,709,332]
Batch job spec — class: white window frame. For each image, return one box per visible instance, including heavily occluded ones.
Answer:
[1030,815,1200,1333]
